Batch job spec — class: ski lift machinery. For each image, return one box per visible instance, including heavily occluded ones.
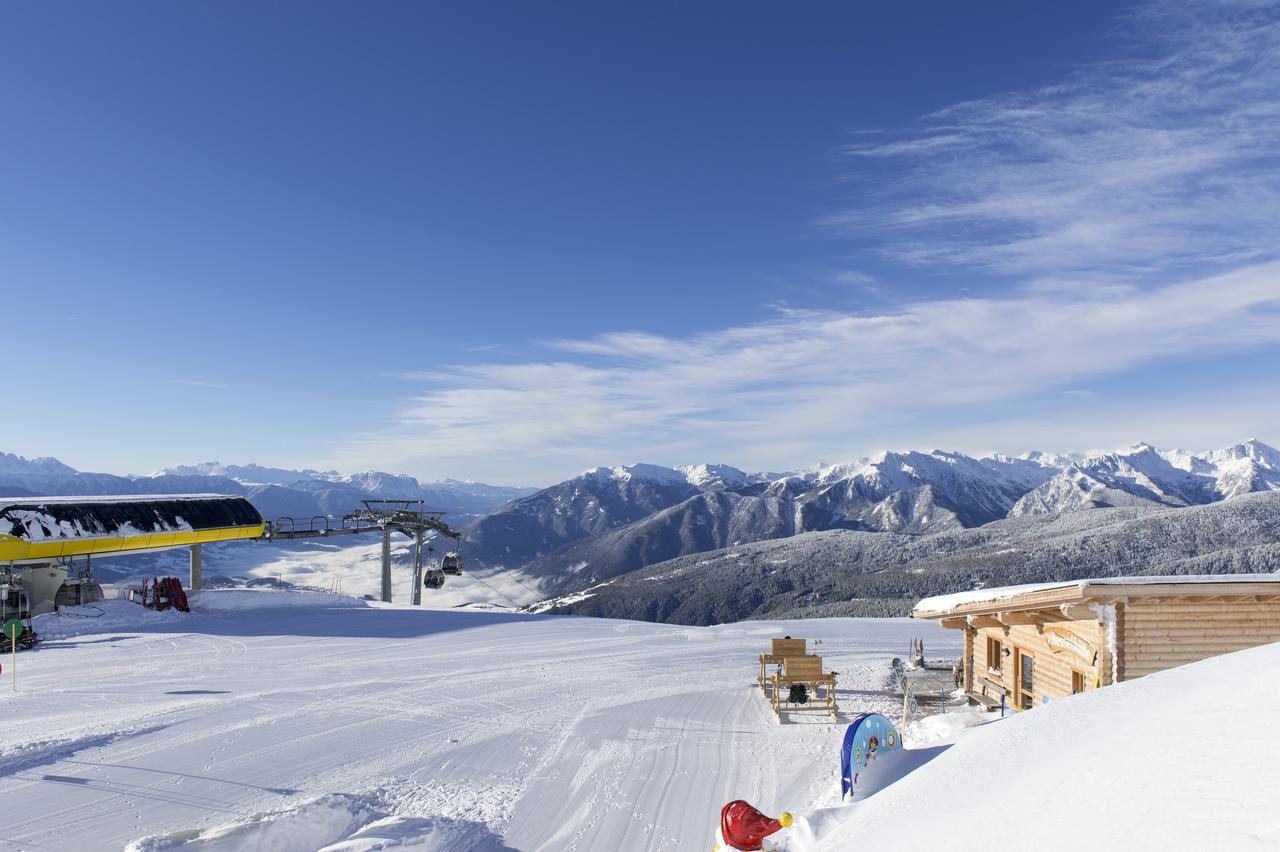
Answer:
[0,569,35,652]
[265,499,464,605]
[344,500,464,604]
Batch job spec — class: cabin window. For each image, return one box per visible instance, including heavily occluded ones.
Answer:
[1072,670,1086,694]
[986,636,1003,674]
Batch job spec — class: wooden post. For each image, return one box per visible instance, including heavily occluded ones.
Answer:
[1114,601,1126,683]
[964,627,975,694]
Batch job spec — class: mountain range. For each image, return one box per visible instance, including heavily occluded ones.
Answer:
[534,490,1280,624]
[4,440,1278,624]
[462,440,1280,595]
[0,453,534,522]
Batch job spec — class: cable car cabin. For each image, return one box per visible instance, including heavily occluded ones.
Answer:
[0,494,264,615]
[440,551,463,576]
[54,574,104,608]
[424,572,446,590]
[913,574,1280,711]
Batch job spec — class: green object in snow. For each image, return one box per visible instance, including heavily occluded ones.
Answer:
[2,619,23,640]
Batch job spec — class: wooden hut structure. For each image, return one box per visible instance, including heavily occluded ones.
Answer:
[912,574,1280,711]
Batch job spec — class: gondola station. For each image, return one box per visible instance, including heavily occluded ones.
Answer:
[912,574,1280,710]
[0,494,467,649]
[0,494,265,622]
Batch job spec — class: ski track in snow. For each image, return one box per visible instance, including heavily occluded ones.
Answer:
[0,595,955,851]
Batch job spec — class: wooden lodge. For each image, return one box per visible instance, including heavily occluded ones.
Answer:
[912,574,1280,711]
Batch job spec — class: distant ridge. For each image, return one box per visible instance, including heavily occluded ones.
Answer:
[0,453,535,522]
[535,490,1280,624]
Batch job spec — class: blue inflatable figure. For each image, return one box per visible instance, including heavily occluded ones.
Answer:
[839,713,901,800]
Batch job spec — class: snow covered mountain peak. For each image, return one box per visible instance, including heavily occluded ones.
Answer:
[152,461,336,485]
[579,462,765,490]
[676,463,750,488]
[1204,439,1280,467]
[1123,440,1158,453]
[580,463,690,486]
[0,452,77,476]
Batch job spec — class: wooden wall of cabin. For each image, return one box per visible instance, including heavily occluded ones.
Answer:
[1121,598,1280,680]
[969,618,1103,708]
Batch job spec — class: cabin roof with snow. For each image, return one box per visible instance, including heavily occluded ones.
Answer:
[914,573,1280,710]
[912,574,1280,619]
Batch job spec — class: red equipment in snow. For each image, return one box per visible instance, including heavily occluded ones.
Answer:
[716,800,793,851]
[165,577,190,612]
[128,577,191,613]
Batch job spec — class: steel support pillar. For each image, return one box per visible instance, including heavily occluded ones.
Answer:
[381,526,392,603]
[189,543,202,591]
[411,529,424,606]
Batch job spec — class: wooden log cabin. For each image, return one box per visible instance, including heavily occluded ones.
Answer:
[912,574,1280,711]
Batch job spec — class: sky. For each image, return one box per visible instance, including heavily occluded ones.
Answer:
[2,0,1279,486]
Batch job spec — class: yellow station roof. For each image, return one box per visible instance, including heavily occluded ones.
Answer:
[0,494,264,563]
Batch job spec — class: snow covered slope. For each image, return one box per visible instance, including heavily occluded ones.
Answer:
[0,596,953,851]
[462,464,716,570]
[800,639,1280,850]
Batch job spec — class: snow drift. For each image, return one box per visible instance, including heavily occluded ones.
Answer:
[795,640,1280,850]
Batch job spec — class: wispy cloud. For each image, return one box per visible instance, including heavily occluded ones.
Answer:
[833,0,1280,281]
[328,262,1280,480]
[323,0,1280,483]
[828,269,881,293]
[171,379,227,389]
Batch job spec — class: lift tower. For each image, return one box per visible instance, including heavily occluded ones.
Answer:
[263,499,462,604]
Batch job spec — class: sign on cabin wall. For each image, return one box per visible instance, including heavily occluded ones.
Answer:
[1043,626,1098,666]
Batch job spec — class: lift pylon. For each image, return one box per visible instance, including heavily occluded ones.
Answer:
[262,499,463,604]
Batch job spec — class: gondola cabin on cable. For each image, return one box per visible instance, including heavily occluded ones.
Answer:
[912,574,1280,710]
[0,494,264,616]
[440,551,464,575]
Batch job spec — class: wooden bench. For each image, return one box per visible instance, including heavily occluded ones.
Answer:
[966,690,1002,710]
[967,675,1008,710]
[770,654,838,720]
[758,638,807,690]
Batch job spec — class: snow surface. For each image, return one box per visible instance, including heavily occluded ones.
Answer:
[796,640,1280,850]
[913,572,1280,615]
[0,595,954,850]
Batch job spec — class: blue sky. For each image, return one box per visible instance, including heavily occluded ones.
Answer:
[2,0,1279,485]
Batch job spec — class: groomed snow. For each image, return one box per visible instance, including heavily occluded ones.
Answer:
[0,593,955,850]
[913,572,1280,615]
